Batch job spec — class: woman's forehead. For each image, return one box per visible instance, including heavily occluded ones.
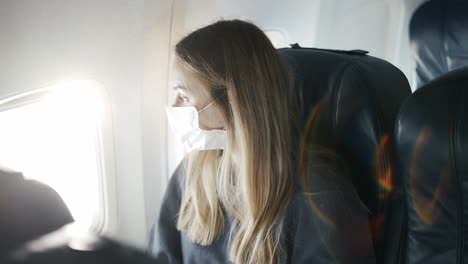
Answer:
[171,60,211,98]
[171,60,188,88]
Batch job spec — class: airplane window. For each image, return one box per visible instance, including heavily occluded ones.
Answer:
[0,81,107,231]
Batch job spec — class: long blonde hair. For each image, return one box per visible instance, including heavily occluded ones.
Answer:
[175,19,300,264]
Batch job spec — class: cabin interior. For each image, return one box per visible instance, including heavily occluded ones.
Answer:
[0,0,467,263]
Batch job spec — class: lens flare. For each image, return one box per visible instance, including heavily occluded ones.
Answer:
[375,135,394,200]
[410,128,447,225]
[300,100,324,176]
[299,99,334,226]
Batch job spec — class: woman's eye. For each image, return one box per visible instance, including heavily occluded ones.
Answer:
[177,93,190,103]
[181,95,189,102]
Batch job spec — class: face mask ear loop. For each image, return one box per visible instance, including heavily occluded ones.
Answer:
[198,90,226,113]
[198,101,214,113]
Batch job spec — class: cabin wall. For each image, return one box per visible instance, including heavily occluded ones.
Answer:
[0,0,173,249]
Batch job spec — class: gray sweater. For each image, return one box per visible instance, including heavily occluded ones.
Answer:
[148,160,376,264]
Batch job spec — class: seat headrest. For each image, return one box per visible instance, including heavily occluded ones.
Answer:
[395,66,468,263]
[410,0,468,88]
[279,46,411,213]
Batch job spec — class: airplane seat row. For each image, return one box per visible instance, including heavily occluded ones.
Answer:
[278,46,412,263]
[281,44,468,264]
[410,0,468,88]
[395,66,468,264]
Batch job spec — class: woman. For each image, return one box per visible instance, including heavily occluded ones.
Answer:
[148,19,375,264]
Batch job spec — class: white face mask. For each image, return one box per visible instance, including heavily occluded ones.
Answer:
[166,103,226,152]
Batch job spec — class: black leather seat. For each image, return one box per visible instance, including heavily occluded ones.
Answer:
[279,45,411,264]
[410,0,468,88]
[395,66,468,264]
[0,167,74,255]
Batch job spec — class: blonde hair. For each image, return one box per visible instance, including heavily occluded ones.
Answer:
[175,19,300,264]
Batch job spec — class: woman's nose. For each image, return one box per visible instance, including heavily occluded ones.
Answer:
[172,97,183,107]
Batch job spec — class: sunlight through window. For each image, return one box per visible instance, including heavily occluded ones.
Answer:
[0,81,106,230]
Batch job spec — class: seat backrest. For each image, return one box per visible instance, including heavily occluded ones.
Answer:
[395,66,468,264]
[279,46,411,263]
[0,168,74,255]
[410,0,468,88]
